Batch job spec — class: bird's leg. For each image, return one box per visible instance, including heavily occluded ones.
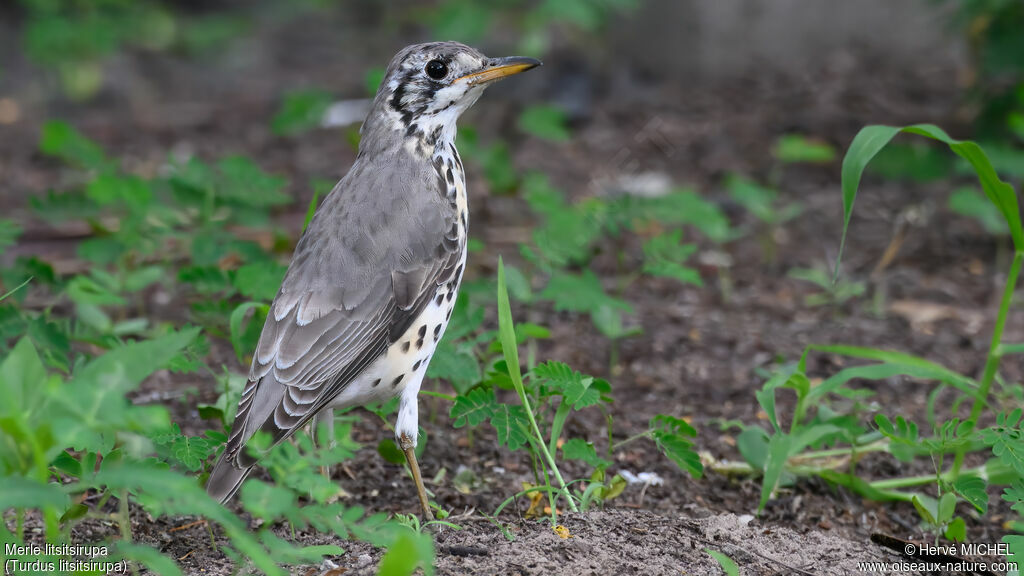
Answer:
[399,433,434,521]
[313,409,336,478]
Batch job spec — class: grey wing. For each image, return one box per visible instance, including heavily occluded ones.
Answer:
[222,158,462,467]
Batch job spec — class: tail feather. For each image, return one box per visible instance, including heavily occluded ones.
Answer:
[206,452,254,504]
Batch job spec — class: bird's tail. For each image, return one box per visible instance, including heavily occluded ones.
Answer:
[205,451,254,504]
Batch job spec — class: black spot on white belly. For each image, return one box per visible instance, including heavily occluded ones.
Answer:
[412,359,421,371]
[433,324,442,341]
[372,378,381,387]
[401,341,410,353]
[392,374,404,388]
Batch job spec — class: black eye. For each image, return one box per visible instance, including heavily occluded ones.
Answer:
[425,59,448,80]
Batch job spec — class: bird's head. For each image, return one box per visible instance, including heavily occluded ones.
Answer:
[364,42,541,149]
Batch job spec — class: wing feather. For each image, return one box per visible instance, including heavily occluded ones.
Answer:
[222,150,463,467]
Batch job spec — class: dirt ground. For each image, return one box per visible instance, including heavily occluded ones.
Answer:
[2,4,1020,575]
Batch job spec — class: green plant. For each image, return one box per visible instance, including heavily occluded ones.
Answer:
[438,259,702,526]
[271,89,334,137]
[705,549,740,576]
[17,0,247,100]
[787,266,866,307]
[0,119,438,575]
[727,124,1023,565]
[940,0,1024,140]
[772,134,836,165]
[725,173,803,265]
[518,105,571,141]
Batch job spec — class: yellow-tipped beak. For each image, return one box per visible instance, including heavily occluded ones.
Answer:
[456,56,542,85]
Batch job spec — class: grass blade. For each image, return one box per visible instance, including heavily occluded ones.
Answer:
[497,256,578,513]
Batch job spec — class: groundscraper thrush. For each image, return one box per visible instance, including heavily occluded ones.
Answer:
[206,42,541,518]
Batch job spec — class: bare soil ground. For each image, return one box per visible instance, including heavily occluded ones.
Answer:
[2,6,1018,575]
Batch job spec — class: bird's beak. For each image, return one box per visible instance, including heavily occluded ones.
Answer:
[456,56,542,86]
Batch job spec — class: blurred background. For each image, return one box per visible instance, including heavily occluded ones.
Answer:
[2,2,1024,568]
[3,0,1018,208]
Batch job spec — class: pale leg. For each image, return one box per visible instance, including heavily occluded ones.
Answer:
[399,433,433,520]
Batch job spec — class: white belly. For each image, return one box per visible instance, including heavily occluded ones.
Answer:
[326,250,467,412]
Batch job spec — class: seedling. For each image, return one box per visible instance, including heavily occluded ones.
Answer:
[728,124,1024,566]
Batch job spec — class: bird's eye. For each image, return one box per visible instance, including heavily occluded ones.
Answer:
[425,59,448,80]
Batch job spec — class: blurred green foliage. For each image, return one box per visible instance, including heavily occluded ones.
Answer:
[16,0,248,99]
[941,0,1024,141]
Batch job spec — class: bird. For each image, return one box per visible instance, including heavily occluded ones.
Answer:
[205,42,541,519]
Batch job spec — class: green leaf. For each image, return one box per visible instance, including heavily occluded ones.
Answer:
[808,344,978,399]
[773,134,836,164]
[949,186,1009,235]
[0,476,69,510]
[240,479,296,522]
[590,305,643,341]
[229,302,269,365]
[95,461,284,575]
[818,470,904,502]
[377,528,435,576]
[938,492,957,523]
[39,120,108,170]
[1004,535,1023,568]
[526,180,605,267]
[945,516,967,542]
[736,427,770,471]
[171,435,214,471]
[428,340,481,394]
[759,433,793,512]
[649,415,701,477]
[532,361,595,408]
[704,549,740,576]
[608,188,733,243]
[518,105,571,141]
[232,261,287,302]
[430,0,491,43]
[450,387,496,428]
[866,142,951,182]
[271,89,333,136]
[490,404,530,451]
[304,179,332,232]
[364,67,385,95]
[113,542,183,576]
[0,338,48,418]
[952,476,988,514]
[50,329,198,454]
[539,270,632,315]
[562,438,609,469]
[496,258,525,390]
[216,156,291,208]
[837,124,1022,281]
[725,174,778,222]
[651,431,702,479]
[0,218,22,257]
[86,173,152,213]
[912,493,939,526]
[1002,481,1024,516]
[642,230,702,286]
[481,141,518,193]
[377,438,406,465]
